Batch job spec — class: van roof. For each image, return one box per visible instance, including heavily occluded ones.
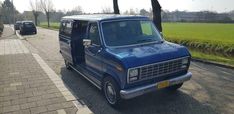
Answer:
[62,14,149,21]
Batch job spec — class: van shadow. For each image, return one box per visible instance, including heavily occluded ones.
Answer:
[60,67,217,114]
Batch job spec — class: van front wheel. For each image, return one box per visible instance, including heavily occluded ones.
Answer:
[103,77,121,107]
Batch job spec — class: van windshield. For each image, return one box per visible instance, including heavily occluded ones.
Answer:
[102,20,163,47]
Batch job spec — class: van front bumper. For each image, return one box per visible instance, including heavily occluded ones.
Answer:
[120,72,192,99]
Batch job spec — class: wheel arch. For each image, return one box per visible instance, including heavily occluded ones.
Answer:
[102,72,121,90]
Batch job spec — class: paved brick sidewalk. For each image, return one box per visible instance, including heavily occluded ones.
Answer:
[0,27,92,114]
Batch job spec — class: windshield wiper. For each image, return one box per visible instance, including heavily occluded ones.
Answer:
[136,39,154,43]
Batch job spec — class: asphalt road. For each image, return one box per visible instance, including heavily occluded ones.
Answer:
[21,27,234,114]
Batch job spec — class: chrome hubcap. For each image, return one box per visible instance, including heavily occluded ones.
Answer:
[105,82,116,104]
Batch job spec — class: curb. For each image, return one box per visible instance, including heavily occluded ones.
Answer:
[191,58,234,70]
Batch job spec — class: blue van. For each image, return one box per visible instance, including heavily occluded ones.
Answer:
[59,15,192,106]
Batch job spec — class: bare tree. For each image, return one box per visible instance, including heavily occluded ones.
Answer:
[151,0,162,32]
[29,0,40,26]
[71,6,83,15]
[113,0,119,14]
[40,0,53,27]
[102,7,112,14]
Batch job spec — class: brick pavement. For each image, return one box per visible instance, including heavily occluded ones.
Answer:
[0,27,93,114]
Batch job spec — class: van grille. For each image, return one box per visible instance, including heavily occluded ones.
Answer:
[128,57,189,83]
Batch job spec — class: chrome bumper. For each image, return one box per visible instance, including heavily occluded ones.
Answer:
[120,72,192,99]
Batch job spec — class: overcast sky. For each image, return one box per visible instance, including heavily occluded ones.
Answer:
[5,0,234,13]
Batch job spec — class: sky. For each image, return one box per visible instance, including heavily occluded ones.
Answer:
[3,0,234,13]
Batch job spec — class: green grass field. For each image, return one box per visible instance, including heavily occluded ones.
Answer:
[163,23,234,45]
[39,22,60,30]
[163,23,234,66]
[39,22,234,66]
[163,23,234,55]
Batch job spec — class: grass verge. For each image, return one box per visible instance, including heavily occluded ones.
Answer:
[190,50,234,66]
[38,22,60,31]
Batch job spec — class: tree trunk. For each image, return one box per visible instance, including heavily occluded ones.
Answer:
[35,16,38,26]
[33,13,39,26]
[46,12,50,27]
[151,0,162,32]
[113,0,120,14]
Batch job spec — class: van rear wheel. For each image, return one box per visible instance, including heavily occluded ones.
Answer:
[103,77,121,107]
[64,60,71,70]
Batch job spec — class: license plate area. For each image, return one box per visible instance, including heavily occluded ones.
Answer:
[157,81,169,89]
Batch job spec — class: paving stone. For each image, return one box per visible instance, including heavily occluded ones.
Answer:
[10,82,22,86]
[30,106,47,114]
[57,109,67,114]
[10,109,31,114]
[47,103,63,111]
[20,102,37,109]
[2,105,20,113]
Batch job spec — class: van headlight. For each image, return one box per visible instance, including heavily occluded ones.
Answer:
[129,68,139,82]
[182,58,188,64]
[181,58,189,68]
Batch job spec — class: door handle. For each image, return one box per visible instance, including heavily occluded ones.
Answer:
[94,48,102,56]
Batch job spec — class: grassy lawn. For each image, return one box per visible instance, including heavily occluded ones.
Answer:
[38,22,60,30]
[163,23,234,66]
[38,22,234,66]
[163,23,234,45]
[163,23,234,55]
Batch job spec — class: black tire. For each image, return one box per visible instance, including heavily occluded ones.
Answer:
[64,60,71,70]
[166,83,183,91]
[103,77,122,107]
[20,30,23,35]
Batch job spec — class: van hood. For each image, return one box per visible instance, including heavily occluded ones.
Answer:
[106,42,190,68]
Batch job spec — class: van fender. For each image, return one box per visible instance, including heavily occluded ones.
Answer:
[103,67,124,89]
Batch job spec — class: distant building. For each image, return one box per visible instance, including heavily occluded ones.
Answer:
[22,11,34,21]
[162,11,233,23]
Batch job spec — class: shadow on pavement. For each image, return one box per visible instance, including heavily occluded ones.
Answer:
[60,67,217,114]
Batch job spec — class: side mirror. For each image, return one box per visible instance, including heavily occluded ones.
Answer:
[83,39,91,47]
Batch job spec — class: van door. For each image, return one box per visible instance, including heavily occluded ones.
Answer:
[59,20,73,64]
[84,22,103,80]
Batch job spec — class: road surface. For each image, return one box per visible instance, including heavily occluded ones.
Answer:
[21,27,234,114]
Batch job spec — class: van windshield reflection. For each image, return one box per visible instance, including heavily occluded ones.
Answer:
[102,20,163,47]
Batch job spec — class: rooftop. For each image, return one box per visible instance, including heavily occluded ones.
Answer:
[62,14,148,21]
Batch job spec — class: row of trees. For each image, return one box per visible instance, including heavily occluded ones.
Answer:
[0,0,53,27]
[112,0,162,32]
[1,0,163,31]
[29,0,53,27]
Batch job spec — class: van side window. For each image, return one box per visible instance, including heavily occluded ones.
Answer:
[64,21,73,37]
[88,23,100,45]
[60,21,66,34]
